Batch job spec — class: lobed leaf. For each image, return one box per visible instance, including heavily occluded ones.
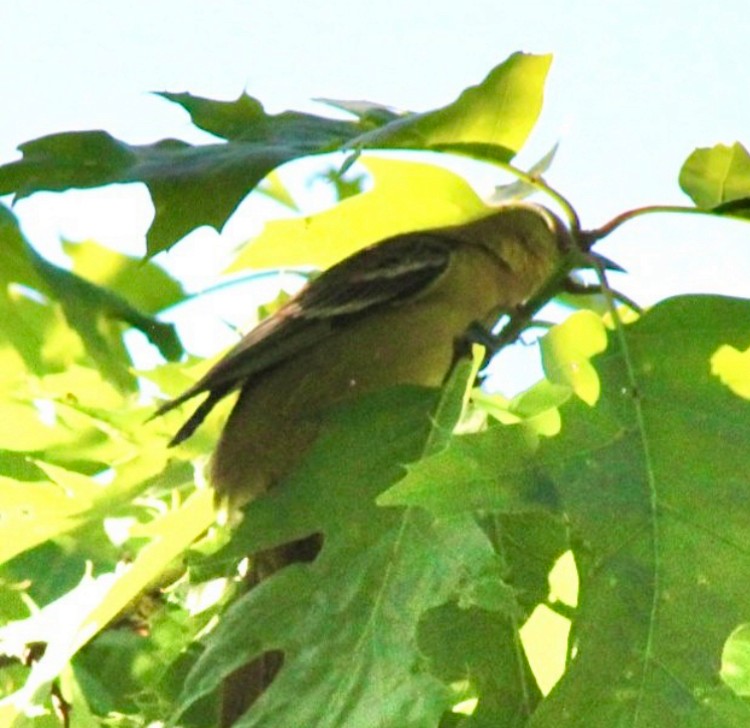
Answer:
[0,53,551,255]
[175,383,555,727]
[532,295,750,725]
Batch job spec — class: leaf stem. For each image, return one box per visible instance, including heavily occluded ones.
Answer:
[583,204,716,244]
[494,161,582,235]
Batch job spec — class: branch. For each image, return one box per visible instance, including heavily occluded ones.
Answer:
[581,204,718,245]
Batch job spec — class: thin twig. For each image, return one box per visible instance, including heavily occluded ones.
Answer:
[582,204,714,245]
[492,161,582,235]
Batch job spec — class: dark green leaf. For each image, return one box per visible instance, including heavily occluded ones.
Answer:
[495,511,569,614]
[0,53,550,255]
[531,295,750,726]
[0,96,370,256]
[377,422,560,516]
[158,91,360,144]
[0,131,137,196]
[175,386,525,727]
[0,131,335,257]
[420,604,541,727]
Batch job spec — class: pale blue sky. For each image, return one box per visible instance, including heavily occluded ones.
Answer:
[2,1,749,369]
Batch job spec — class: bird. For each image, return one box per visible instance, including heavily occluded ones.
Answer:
[156,202,571,508]
[153,201,572,721]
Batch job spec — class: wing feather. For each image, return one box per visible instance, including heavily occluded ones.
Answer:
[155,233,453,440]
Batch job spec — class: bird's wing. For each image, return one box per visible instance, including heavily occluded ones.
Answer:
[297,233,454,316]
[155,233,453,443]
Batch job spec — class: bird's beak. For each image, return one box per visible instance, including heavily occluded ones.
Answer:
[584,251,627,273]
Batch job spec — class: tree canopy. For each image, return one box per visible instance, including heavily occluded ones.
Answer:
[1,52,750,727]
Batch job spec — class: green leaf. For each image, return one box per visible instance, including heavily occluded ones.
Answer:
[175,387,534,727]
[679,142,750,216]
[158,91,359,145]
[352,53,552,161]
[423,349,482,456]
[62,238,187,314]
[72,603,218,722]
[377,422,559,515]
[0,53,550,255]
[0,95,367,256]
[531,295,750,725]
[0,490,214,718]
[419,603,541,726]
[227,157,492,272]
[0,204,182,386]
[0,130,328,258]
[540,310,608,406]
[0,470,96,566]
[0,355,196,568]
[0,285,83,379]
[508,379,572,421]
[402,509,569,726]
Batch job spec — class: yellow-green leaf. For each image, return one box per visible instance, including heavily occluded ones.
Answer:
[540,311,608,405]
[226,156,490,273]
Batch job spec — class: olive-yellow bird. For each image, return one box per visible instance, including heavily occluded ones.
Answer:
[155,202,571,721]
[156,203,571,509]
